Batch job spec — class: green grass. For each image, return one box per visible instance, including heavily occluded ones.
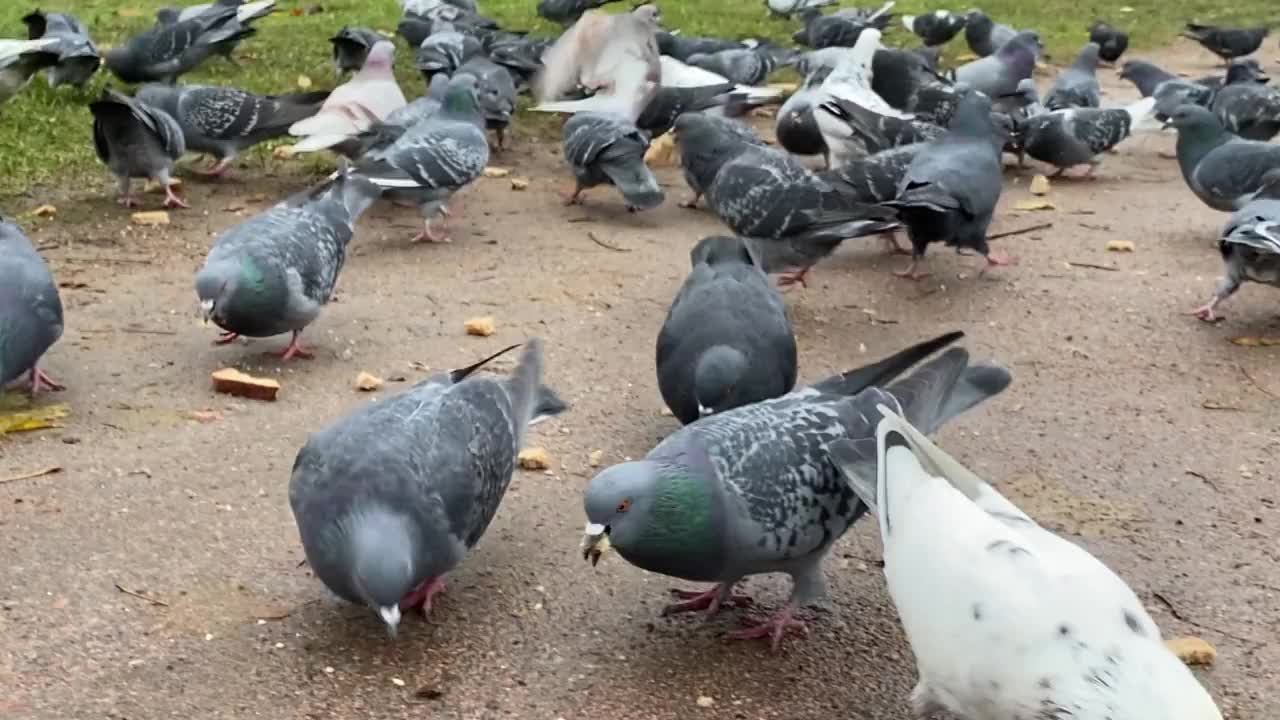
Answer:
[0,0,1272,202]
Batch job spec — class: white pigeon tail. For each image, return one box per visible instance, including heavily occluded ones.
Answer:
[820,29,907,119]
[657,55,783,100]
[177,0,277,23]
[827,405,1224,720]
[532,4,661,122]
[1121,95,1161,132]
[288,40,406,154]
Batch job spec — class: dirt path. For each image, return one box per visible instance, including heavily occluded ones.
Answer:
[2,40,1277,719]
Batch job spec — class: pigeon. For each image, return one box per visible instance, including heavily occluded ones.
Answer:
[818,97,944,157]
[487,34,554,88]
[657,55,784,107]
[1152,78,1215,121]
[581,332,1012,649]
[171,0,276,64]
[1118,59,1181,98]
[196,170,379,359]
[821,143,925,205]
[955,31,1042,113]
[705,142,898,285]
[414,23,482,79]
[1088,20,1128,64]
[635,83,737,138]
[90,87,188,209]
[901,10,966,48]
[455,56,517,150]
[136,84,329,177]
[1183,23,1268,65]
[1166,104,1280,212]
[1195,59,1268,93]
[561,111,663,211]
[793,2,896,49]
[673,113,765,209]
[1210,62,1280,141]
[0,218,64,396]
[402,0,479,16]
[352,74,489,243]
[330,26,385,75]
[0,38,58,104]
[290,339,567,636]
[105,4,247,83]
[533,4,661,120]
[1044,42,1102,110]
[963,9,1016,57]
[883,91,1007,280]
[1020,97,1158,176]
[657,32,759,62]
[21,10,100,89]
[765,0,837,20]
[826,405,1223,720]
[1188,170,1280,322]
[685,48,776,87]
[537,0,624,26]
[657,235,797,424]
[288,41,407,155]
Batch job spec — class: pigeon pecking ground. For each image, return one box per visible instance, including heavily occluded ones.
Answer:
[1,43,1278,720]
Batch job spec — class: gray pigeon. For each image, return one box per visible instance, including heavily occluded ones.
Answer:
[195,170,379,359]
[0,38,59,105]
[963,9,1016,57]
[487,35,554,88]
[1182,23,1268,65]
[955,31,1041,113]
[636,83,737,138]
[582,332,1012,648]
[135,83,330,176]
[105,4,247,83]
[21,10,100,88]
[792,3,896,49]
[1021,96,1157,176]
[902,10,967,47]
[706,141,898,286]
[1152,78,1215,121]
[1210,62,1280,141]
[686,48,775,87]
[1188,170,1280,322]
[537,0,623,26]
[0,218,64,395]
[171,0,275,64]
[330,26,385,75]
[1118,59,1180,97]
[1195,59,1268,93]
[766,0,837,19]
[353,74,490,242]
[884,91,1007,279]
[1044,42,1102,111]
[820,142,926,254]
[455,55,517,150]
[657,235,797,425]
[1166,104,1280,212]
[1088,20,1128,64]
[657,32,758,63]
[673,112,765,209]
[819,97,945,156]
[562,112,664,211]
[414,23,482,79]
[290,340,568,635]
[90,87,188,209]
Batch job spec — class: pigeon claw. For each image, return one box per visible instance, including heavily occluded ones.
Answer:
[276,332,314,361]
[661,586,754,618]
[1186,302,1221,323]
[893,260,931,281]
[163,188,190,209]
[725,604,808,651]
[29,366,64,396]
[213,331,241,346]
[399,576,447,617]
[776,267,811,289]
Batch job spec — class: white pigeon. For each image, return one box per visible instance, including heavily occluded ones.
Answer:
[813,28,911,168]
[176,0,277,23]
[531,4,661,121]
[827,405,1224,720]
[657,55,782,101]
[0,38,59,105]
[288,40,406,154]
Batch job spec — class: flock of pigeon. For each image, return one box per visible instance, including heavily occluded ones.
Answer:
[0,0,1270,717]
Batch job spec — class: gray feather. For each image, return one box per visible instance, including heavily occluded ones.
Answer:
[0,220,64,386]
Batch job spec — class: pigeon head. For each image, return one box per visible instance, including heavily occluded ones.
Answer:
[947,90,995,138]
[690,235,755,268]
[442,73,483,119]
[582,459,717,569]
[998,30,1042,60]
[1073,42,1101,69]
[155,7,180,24]
[964,9,991,30]
[632,4,661,28]
[195,256,268,328]
[344,508,418,637]
[1162,104,1221,135]
[1226,59,1268,85]
[693,346,748,417]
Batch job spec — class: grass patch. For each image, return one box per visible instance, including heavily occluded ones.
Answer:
[0,0,1272,202]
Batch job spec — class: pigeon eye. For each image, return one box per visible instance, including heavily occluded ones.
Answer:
[616,499,632,513]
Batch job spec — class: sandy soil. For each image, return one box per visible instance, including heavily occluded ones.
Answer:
[1,40,1278,720]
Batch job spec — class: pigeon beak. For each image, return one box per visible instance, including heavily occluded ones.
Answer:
[199,299,214,324]
[378,605,402,637]
[581,522,610,566]
[697,403,714,417]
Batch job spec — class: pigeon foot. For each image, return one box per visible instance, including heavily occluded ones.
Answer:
[1186,301,1221,322]
[275,332,314,361]
[399,576,447,616]
[411,219,452,243]
[213,331,241,346]
[777,267,811,289]
[725,603,808,651]
[894,260,931,280]
[193,157,232,178]
[29,366,64,396]
[661,586,754,618]
[163,187,190,209]
[882,232,912,256]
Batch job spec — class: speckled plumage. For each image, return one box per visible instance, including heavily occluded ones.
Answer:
[21,10,100,88]
[0,219,63,388]
[456,55,516,145]
[104,4,247,83]
[413,25,482,77]
[1044,42,1101,111]
[1191,175,1280,320]
[674,113,764,208]
[1022,97,1155,172]
[562,111,663,210]
[1168,104,1280,212]
[1211,64,1280,141]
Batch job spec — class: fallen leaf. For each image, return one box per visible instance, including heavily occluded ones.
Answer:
[483,166,511,178]
[289,6,304,15]
[1014,199,1055,211]
[588,449,603,468]
[130,211,170,226]
[116,7,143,17]
[211,368,280,401]
[297,74,313,89]
[355,371,384,391]
[1229,336,1280,347]
[518,447,552,470]
[188,409,221,423]
[509,177,529,190]
[1165,636,1216,666]
[1105,240,1135,252]
[32,204,57,218]
[391,677,406,687]
[464,316,495,337]
[1029,175,1051,195]
[0,404,70,435]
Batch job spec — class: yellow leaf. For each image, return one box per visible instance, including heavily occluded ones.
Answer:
[644,132,677,167]
[1029,175,1051,195]
[355,371,384,391]
[1229,336,1280,347]
[1014,199,1055,211]
[0,403,70,435]
[1105,240,1135,252]
[296,74,313,89]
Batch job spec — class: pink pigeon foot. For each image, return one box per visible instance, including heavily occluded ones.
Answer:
[978,252,1015,275]
[117,195,140,208]
[213,331,240,346]
[399,576,447,616]
[561,185,585,206]
[777,267,811,289]
[660,586,754,617]
[1186,301,1221,322]
[725,604,809,651]
[29,366,64,396]
[193,158,232,178]
[163,186,190,209]
[411,218,452,243]
[894,259,931,280]
[882,233,911,256]
[276,331,313,361]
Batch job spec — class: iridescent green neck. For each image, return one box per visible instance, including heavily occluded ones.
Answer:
[635,468,716,554]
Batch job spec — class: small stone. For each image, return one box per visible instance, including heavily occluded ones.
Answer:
[588,450,603,468]
[518,447,552,470]
[510,177,530,191]
[1165,636,1216,666]
[392,677,406,687]
[464,316,495,337]
[355,371,384,392]
[696,695,715,708]
[324,666,335,674]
